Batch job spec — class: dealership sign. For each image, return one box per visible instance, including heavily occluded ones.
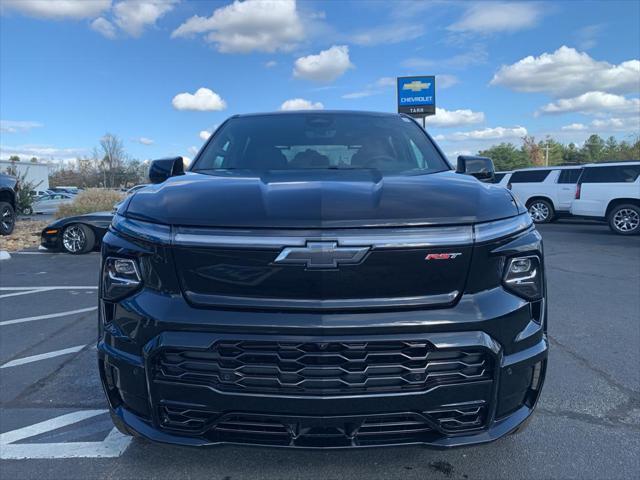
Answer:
[397,76,436,117]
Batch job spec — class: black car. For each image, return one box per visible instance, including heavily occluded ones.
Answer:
[99,111,547,448]
[0,173,18,235]
[41,212,112,254]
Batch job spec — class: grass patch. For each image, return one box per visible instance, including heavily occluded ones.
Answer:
[56,188,123,219]
[0,220,48,252]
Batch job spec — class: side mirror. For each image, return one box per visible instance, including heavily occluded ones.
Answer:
[148,157,185,184]
[456,155,495,183]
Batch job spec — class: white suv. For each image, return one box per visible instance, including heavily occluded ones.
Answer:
[571,162,640,235]
[499,166,583,223]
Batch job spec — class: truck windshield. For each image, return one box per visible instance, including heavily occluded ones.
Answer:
[191,113,450,175]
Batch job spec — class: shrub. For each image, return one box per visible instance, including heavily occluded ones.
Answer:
[55,188,124,219]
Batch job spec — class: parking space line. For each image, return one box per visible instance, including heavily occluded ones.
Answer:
[0,286,98,291]
[0,410,132,459]
[0,307,98,327]
[0,410,106,445]
[1,345,86,369]
[0,288,52,299]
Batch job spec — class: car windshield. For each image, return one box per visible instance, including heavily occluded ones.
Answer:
[191,113,450,176]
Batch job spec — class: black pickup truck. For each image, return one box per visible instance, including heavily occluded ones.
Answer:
[0,173,17,235]
[98,111,547,448]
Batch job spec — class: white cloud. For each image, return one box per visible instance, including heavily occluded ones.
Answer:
[342,77,396,99]
[575,24,604,50]
[293,45,353,83]
[113,0,177,37]
[561,123,588,131]
[342,91,376,100]
[374,77,396,88]
[91,17,117,39]
[591,116,640,132]
[280,98,324,111]
[136,137,154,145]
[424,108,485,128]
[172,88,227,111]
[491,46,640,97]
[0,120,43,133]
[1,0,111,20]
[0,144,89,163]
[172,0,304,54]
[199,130,211,140]
[350,24,424,46]
[402,45,488,70]
[448,2,543,33]
[444,126,528,142]
[537,91,640,116]
[188,146,198,156]
[265,60,277,68]
[438,74,459,89]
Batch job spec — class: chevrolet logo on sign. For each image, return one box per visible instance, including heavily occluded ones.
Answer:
[402,80,431,92]
[274,242,369,270]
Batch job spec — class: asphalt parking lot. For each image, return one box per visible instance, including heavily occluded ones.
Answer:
[1,220,638,480]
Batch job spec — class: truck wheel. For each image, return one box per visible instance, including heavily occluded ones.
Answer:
[608,204,640,235]
[0,202,15,235]
[62,224,95,254]
[527,199,554,224]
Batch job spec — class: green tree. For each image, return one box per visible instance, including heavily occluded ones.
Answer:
[478,143,530,171]
[562,143,586,164]
[582,134,606,162]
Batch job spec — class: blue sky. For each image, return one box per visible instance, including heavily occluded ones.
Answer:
[1,0,639,164]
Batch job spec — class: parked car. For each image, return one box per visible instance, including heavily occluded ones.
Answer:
[571,161,640,235]
[31,189,54,199]
[499,166,584,223]
[0,173,18,235]
[32,192,75,214]
[493,171,511,184]
[50,186,82,195]
[40,211,113,254]
[99,111,547,449]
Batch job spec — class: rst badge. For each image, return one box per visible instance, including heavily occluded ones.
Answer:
[425,253,462,260]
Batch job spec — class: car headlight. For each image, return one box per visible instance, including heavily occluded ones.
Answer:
[102,257,141,300]
[503,255,542,300]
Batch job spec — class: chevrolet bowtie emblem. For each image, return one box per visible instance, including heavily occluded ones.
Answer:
[402,80,431,92]
[273,242,369,269]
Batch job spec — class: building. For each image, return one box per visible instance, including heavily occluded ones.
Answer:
[0,160,51,190]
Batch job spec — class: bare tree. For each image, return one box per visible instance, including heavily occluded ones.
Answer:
[99,133,125,187]
[522,135,544,166]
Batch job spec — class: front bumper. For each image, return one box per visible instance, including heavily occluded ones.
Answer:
[98,287,548,449]
[40,230,61,249]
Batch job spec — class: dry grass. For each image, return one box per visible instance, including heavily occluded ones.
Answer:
[0,220,48,252]
[56,188,123,219]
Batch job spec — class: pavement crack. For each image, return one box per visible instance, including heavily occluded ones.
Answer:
[548,334,640,424]
[537,407,640,430]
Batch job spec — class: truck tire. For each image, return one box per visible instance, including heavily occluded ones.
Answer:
[608,204,640,235]
[0,202,15,235]
[527,199,555,224]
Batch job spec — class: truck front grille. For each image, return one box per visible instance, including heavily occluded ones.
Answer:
[157,406,488,446]
[154,339,493,396]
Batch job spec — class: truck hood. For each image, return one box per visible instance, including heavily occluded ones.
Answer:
[124,170,519,228]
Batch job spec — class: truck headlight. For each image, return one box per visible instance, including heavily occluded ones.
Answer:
[102,257,141,300]
[503,255,542,300]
